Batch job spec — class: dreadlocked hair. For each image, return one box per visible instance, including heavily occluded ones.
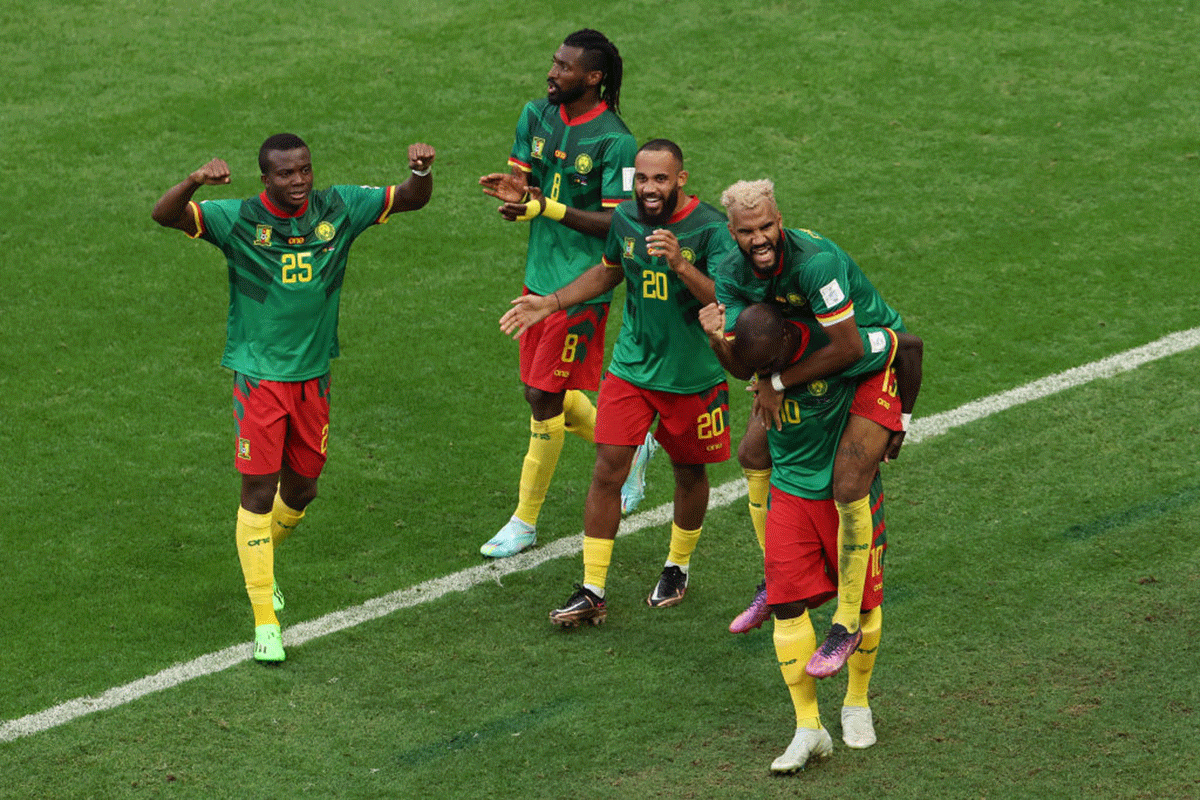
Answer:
[563,29,624,114]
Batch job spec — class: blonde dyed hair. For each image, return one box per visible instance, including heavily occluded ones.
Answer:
[720,179,778,216]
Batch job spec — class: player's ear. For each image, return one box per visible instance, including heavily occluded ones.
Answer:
[677,170,689,187]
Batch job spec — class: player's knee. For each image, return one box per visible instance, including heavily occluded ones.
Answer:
[523,385,564,418]
[737,435,770,470]
[831,471,872,504]
[770,600,807,620]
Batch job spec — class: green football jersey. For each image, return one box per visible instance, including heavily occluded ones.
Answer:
[192,184,394,381]
[508,99,636,302]
[602,197,734,393]
[715,227,905,334]
[768,324,899,499]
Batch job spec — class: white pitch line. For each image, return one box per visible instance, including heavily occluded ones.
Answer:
[4,326,1198,743]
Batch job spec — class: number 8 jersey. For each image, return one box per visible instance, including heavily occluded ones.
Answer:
[188,185,396,381]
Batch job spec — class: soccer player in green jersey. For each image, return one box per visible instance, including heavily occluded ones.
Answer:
[703,179,916,680]
[152,134,435,663]
[499,139,734,623]
[478,29,637,559]
[731,303,923,771]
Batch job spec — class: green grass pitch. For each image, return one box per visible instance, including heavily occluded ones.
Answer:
[1,1,1197,797]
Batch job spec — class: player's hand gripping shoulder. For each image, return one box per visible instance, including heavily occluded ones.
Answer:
[499,292,559,339]
[753,378,785,431]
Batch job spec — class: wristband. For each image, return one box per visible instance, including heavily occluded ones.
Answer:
[770,372,785,393]
[542,198,567,221]
[901,412,912,432]
[411,166,431,177]
[515,193,542,222]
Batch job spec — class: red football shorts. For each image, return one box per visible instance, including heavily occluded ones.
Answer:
[764,483,886,611]
[232,372,330,478]
[850,365,902,432]
[594,372,731,464]
[518,291,609,393]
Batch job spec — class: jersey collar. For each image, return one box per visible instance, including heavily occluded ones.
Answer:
[665,195,700,225]
[559,100,609,126]
[259,190,310,219]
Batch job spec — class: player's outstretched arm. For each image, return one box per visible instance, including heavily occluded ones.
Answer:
[151,158,231,235]
[498,263,622,339]
[883,331,924,462]
[391,143,435,212]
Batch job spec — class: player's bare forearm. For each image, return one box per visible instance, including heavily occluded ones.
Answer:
[894,332,924,415]
[392,143,436,212]
[882,331,923,462]
[777,343,855,388]
[152,158,230,232]
[557,262,623,308]
[560,206,614,238]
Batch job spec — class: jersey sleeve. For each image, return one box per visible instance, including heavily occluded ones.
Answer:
[602,206,630,267]
[801,251,856,327]
[713,253,751,333]
[193,198,241,246]
[699,225,737,277]
[333,184,391,232]
[598,132,636,208]
[839,327,899,378]
[507,102,537,172]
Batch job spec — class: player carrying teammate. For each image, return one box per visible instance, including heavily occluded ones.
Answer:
[479,30,637,559]
[499,139,734,623]
[151,134,435,663]
[730,302,923,771]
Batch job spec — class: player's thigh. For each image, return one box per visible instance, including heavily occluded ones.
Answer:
[653,382,731,465]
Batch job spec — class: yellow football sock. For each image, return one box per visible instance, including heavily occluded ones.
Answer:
[774,612,821,728]
[744,468,771,553]
[236,506,277,627]
[562,389,596,443]
[271,491,305,548]
[845,607,882,708]
[832,495,872,633]
[513,413,566,526]
[667,523,702,568]
[582,535,615,592]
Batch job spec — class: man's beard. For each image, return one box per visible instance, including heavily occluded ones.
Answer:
[547,81,587,106]
[637,186,679,226]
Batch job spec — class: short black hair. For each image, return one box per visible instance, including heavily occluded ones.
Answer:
[258,133,308,174]
[562,29,624,114]
[638,138,684,167]
[731,303,787,374]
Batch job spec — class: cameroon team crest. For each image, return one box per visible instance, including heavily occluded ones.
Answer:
[786,292,807,308]
[575,153,593,174]
[316,221,336,241]
[254,225,272,246]
[681,247,696,263]
[807,380,828,397]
